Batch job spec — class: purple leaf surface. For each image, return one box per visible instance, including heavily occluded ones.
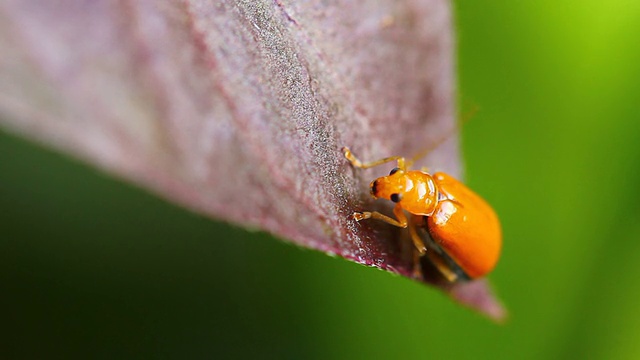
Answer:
[0,0,504,319]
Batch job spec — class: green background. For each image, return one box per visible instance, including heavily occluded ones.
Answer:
[2,1,640,358]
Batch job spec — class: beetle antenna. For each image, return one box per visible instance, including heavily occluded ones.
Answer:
[409,102,479,165]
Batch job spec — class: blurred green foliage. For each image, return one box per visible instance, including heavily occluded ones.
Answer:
[2,1,640,359]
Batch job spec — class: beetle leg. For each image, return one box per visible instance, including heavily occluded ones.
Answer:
[408,218,427,279]
[426,251,459,283]
[352,203,408,227]
[352,211,406,227]
[342,147,407,171]
[408,219,427,255]
[412,248,423,279]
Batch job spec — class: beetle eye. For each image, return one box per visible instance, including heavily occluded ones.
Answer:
[389,167,400,175]
[390,193,402,203]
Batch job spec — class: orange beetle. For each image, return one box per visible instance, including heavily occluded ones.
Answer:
[343,147,501,282]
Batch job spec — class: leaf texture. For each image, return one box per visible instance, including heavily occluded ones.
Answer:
[0,0,504,319]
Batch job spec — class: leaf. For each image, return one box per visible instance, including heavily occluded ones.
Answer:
[0,0,505,320]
